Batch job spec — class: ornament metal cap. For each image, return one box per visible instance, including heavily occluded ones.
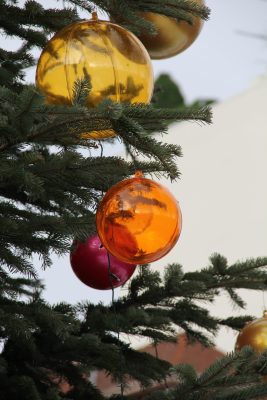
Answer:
[134,170,144,179]
[91,11,98,21]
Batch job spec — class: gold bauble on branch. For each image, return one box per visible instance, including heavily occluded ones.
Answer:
[112,0,205,60]
[236,311,267,353]
[36,13,154,139]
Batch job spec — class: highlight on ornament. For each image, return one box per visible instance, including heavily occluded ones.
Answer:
[235,310,267,354]
[112,0,204,60]
[96,171,182,265]
[36,12,154,139]
[70,234,136,290]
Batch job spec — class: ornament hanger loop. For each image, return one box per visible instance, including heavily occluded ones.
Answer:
[91,11,99,21]
[134,170,143,179]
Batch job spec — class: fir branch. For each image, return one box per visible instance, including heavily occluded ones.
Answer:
[0,86,211,181]
[72,77,92,106]
[0,1,79,47]
[102,255,267,345]
[88,0,210,37]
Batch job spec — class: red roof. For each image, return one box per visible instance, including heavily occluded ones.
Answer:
[95,333,224,397]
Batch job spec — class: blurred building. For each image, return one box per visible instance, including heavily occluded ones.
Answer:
[142,73,267,353]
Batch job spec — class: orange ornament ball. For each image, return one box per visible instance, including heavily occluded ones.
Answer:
[236,311,267,353]
[134,0,204,59]
[36,14,154,139]
[96,171,182,264]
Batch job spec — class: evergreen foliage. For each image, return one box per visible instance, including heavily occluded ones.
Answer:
[0,1,266,399]
[153,74,214,110]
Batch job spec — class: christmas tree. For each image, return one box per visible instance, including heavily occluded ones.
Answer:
[0,1,267,399]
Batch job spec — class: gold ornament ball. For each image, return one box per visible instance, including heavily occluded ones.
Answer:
[134,0,204,60]
[236,311,267,353]
[36,14,154,139]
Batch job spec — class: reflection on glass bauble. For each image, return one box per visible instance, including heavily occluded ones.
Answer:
[36,14,154,139]
[96,171,182,264]
[112,0,204,60]
[236,311,267,353]
[70,235,136,290]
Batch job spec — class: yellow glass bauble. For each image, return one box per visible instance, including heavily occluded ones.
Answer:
[36,13,154,139]
[236,311,267,353]
[96,171,182,265]
[112,0,204,60]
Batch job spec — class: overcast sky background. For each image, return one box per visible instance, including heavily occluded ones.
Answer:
[1,0,267,308]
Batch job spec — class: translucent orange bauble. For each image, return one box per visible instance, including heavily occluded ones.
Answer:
[236,311,267,353]
[96,171,182,264]
[132,0,204,59]
[36,13,154,139]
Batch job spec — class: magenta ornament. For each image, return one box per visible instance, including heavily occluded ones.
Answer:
[70,235,136,290]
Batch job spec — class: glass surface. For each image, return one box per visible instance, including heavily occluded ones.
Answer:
[137,0,204,60]
[96,172,182,264]
[36,17,154,139]
[70,235,136,290]
[236,313,267,353]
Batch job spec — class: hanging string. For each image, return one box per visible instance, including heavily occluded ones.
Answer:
[107,251,125,399]
[99,142,104,158]
[154,341,159,359]
[262,289,266,312]
[154,340,169,389]
[91,1,98,17]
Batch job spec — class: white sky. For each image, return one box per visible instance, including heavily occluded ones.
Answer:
[1,1,267,333]
[153,0,267,103]
[153,73,267,352]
